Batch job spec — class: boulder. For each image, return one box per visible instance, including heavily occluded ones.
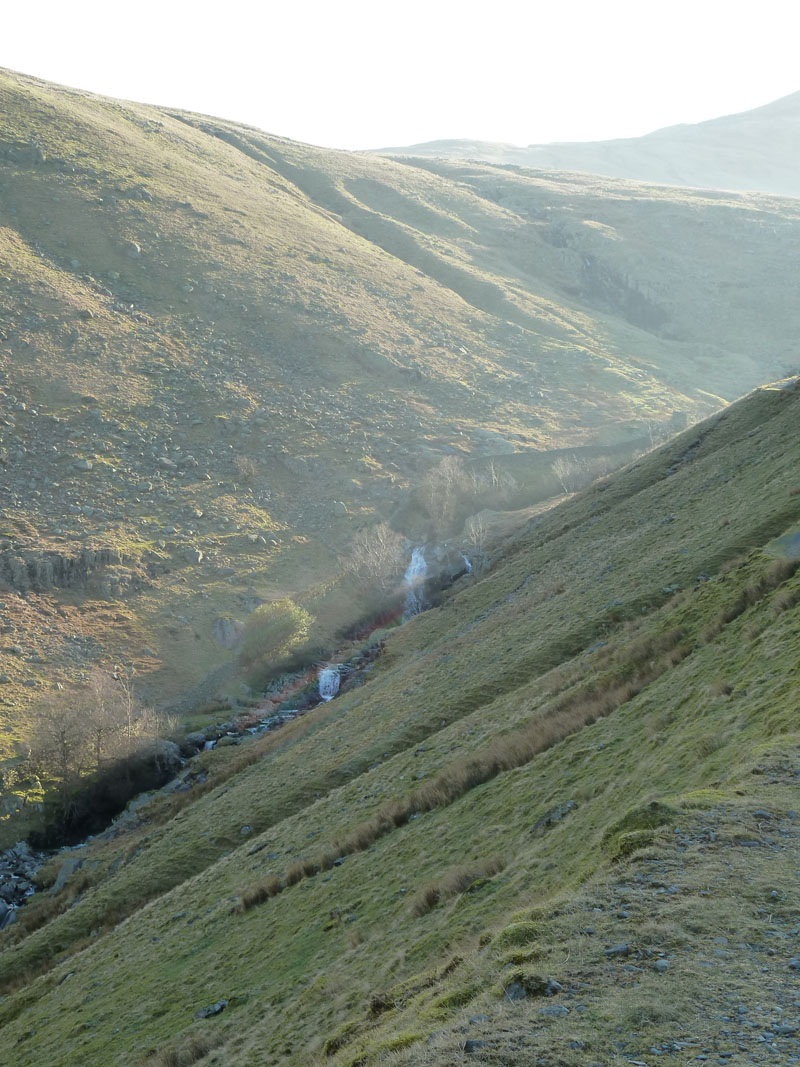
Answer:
[212,617,244,649]
[184,731,207,752]
[52,856,84,894]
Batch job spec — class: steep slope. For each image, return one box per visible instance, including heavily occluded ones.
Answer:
[376,90,800,197]
[3,69,800,751]
[1,377,799,1065]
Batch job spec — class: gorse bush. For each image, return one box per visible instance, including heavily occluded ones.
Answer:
[237,598,313,675]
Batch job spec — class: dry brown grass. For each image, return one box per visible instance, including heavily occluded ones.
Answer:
[233,634,692,912]
[410,856,507,916]
[771,588,800,615]
[236,874,282,912]
[708,678,734,698]
[707,558,798,639]
[143,1030,219,1067]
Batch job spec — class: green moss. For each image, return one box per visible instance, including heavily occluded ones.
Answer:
[420,984,479,1020]
[492,921,542,949]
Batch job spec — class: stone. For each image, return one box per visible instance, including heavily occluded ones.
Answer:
[212,617,244,649]
[72,459,93,472]
[194,999,228,1019]
[604,943,631,957]
[52,856,84,894]
[654,958,670,973]
[503,981,527,1001]
[540,1004,569,1017]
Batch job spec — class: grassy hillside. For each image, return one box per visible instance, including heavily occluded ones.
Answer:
[1,377,798,1065]
[2,68,800,757]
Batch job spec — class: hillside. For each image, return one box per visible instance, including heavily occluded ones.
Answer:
[3,69,800,757]
[1,376,799,1065]
[376,90,800,197]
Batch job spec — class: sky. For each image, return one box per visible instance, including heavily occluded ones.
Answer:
[2,1,799,151]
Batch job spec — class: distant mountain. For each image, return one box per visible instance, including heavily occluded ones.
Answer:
[375,92,800,197]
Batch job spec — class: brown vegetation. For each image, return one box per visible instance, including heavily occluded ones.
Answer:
[410,856,507,916]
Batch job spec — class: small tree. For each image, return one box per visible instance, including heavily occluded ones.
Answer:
[464,513,490,553]
[552,454,589,494]
[348,522,406,595]
[419,456,466,533]
[27,692,89,814]
[238,599,312,675]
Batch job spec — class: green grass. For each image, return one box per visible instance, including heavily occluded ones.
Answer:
[1,380,799,1064]
[3,65,800,765]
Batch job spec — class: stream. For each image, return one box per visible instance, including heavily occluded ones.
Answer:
[0,544,472,926]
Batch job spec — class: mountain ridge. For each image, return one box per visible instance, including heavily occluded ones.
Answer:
[374,90,800,197]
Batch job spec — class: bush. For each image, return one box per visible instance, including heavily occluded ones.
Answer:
[238,599,312,675]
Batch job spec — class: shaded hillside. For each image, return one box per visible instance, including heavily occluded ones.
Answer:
[377,90,800,197]
[1,377,799,1065]
[2,66,800,753]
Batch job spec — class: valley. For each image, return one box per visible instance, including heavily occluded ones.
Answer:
[1,68,800,1067]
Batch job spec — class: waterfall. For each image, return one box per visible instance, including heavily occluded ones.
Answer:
[318,667,341,702]
[403,547,427,619]
[461,554,472,573]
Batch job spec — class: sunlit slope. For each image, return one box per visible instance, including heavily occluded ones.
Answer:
[3,67,800,726]
[377,89,800,197]
[2,379,799,1064]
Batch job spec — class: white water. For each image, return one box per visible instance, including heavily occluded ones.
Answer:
[318,667,341,702]
[403,547,427,619]
[461,554,472,573]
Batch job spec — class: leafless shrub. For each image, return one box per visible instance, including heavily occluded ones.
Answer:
[233,453,258,482]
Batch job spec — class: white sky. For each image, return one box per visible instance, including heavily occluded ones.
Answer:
[2,1,799,150]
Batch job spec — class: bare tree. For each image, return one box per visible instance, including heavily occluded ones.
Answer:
[464,513,490,553]
[552,454,588,494]
[419,456,466,533]
[86,667,120,771]
[348,522,406,594]
[27,692,89,811]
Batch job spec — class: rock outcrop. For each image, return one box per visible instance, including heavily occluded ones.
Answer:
[0,547,150,597]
